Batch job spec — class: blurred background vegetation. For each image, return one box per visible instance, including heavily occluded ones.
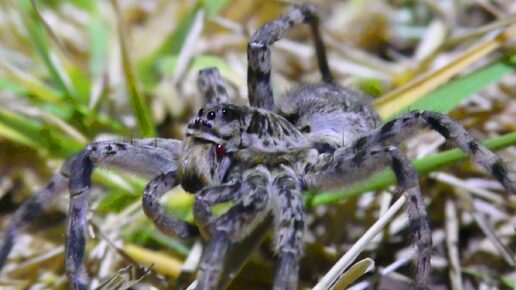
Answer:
[0,0,514,289]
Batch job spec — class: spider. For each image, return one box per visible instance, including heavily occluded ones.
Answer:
[0,3,514,290]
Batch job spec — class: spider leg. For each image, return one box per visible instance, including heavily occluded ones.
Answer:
[248,2,332,109]
[143,172,199,239]
[352,111,515,191]
[0,139,182,288]
[307,145,431,290]
[271,166,304,290]
[196,166,272,290]
[197,67,229,104]
[0,173,67,271]
[66,151,93,290]
[193,179,241,237]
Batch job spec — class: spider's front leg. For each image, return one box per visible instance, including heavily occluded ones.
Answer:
[193,178,241,237]
[271,166,304,290]
[248,2,332,109]
[143,172,199,239]
[195,166,272,290]
[0,138,186,289]
[306,145,431,290]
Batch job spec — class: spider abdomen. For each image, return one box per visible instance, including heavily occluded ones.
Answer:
[277,83,381,148]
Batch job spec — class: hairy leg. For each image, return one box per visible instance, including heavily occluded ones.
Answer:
[86,139,179,177]
[65,139,185,289]
[143,172,199,239]
[0,173,67,271]
[271,166,304,290]
[248,2,332,109]
[307,145,431,289]
[196,166,272,290]
[197,67,229,104]
[349,110,515,191]
[66,151,92,290]
[193,179,241,236]
[0,138,182,289]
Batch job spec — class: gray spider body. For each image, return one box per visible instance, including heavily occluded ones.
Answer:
[0,3,514,290]
[181,83,381,196]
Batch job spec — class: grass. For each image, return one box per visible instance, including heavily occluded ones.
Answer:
[0,0,514,289]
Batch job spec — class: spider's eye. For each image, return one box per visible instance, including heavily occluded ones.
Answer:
[198,109,204,117]
[221,107,237,121]
[215,144,225,158]
[207,111,216,120]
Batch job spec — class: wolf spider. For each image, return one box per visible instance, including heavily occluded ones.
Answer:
[0,3,514,290]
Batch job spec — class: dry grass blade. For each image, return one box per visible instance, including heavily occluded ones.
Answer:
[347,257,412,290]
[472,211,515,267]
[452,187,515,267]
[4,246,64,277]
[313,196,407,290]
[373,23,516,118]
[331,258,375,290]
[431,172,505,206]
[123,244,183,278]
[445,199,463,290]
[170,9,205,85]
[94,264,151,290]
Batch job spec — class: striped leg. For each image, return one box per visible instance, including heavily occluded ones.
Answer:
[0,138,183,289]
[0,173,67,271]
[193,179,241,237]
[143,172,199,239]
[350,111,515,192]
[196,166,272,290]
[197,67,229,105]
[271,166,304,290]
[248,2,333,110]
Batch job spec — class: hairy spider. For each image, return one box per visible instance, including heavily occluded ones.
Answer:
[0,3,514,290]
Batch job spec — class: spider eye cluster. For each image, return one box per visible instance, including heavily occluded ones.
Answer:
[193,118,212,128]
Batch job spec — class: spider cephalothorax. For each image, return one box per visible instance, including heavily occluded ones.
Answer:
[181,103,310,191]
[0,3,514,290]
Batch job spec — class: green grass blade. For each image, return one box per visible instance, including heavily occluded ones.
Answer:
[88,18,109,80]
[19,0,77,101]
[309,132,516,206]
[137,1,203,86]
[0,65,62,103]
[111,0,155,137]
[203,0,230,17]
[0,109,83,158]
